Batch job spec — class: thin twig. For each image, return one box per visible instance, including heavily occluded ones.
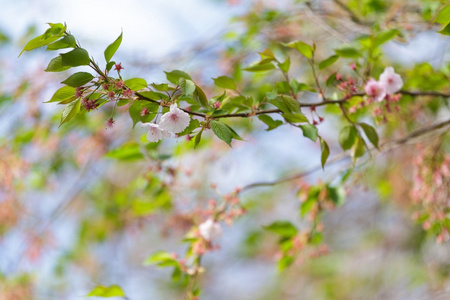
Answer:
[239,118,450,193]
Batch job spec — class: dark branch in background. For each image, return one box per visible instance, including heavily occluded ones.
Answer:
[239,118,450,193]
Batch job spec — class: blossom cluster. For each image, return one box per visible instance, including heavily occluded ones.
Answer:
[142,103,191,142]
[364,67,403,102]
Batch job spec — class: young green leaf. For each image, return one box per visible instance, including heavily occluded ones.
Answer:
[243,62,276,72]
[210,120,234,147]
[124,78,147,91]
[300,124,318,142]
[194,128,203,149]
[213,76,236,90]
[258,115,283,131]
[61,48,90,67]
[318,55,339,70]
[164,70,191,85]
[284,41,313,59]
[359,122,379,149]
[335,46,361,58]
[278,58,290,73]
[194,85,209,108]
[320,137,330,169]
[59,99,81,127]
[87,285,125,297]
[46,86,76,103]
[282,112,308,123]
[19,35,62,57]
[45,56,71,72]
[179,78,196,96]
[104,31,123,63]
[46,35,77,50]
[61,72,94,87]
[339,125,357,150]
[373,29,400,48]
[281,95,301,113]
[434,5,450,24]
[264,221,298,238]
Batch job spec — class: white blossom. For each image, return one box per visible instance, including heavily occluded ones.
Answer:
[379,66,403,95]
[199,219,222,241]
[159,104,191,134]
[142,123,171,142]
[364,78,386,102]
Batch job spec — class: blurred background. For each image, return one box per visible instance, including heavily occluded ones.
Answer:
[1,0,449,299]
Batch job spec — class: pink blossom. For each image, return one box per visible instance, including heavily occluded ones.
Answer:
[159,104,191,134]
[379,67,403,95]
[364,79,386,102]
[142,123,170,142]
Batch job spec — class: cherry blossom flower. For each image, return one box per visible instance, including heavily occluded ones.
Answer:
[159,103,191,133]
[364,78,386,102]
[142,123,171,142]
[198,219,222,241]
[379,66,403,95]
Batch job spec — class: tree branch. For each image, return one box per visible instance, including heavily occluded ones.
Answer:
[133,89,449,120]
[239,118,450,193]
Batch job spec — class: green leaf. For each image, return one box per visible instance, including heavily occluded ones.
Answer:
[301,187,320,217]
[258,48,276,60]
[210,120,233,147]
[373,29,400,48]
[281,95,300,113]
[46,35,77,50]
[165,70,191,85]
[339,125,357,150]
[278,58,290,73]
[45,56,71,72]
[300,124,318,142]
[194,128,203,149]
[213,76,236,90]
[278,255,294,272]
[282,112,308,123]
[104,31,123,63]
[87,285,125,297]
[143,251,174,266]
[59,99,81,127]
[243,62,275,72]
[264,221,298,238]
[138,91,168,101]
[318,55,339,70]
[438,23,450,35]
[106,61,115,71]
[128,101,158,128]
[351,136,366,163]
[284,41,313,59]
[359,123,379,149]
[19,34,61,56]
[194,85,209,108]
[106,143,144,161]
[179,78,196,96]
[224,123,243,141]
[61,72,94,87]
[61,48,90,67]
[151,83,169,91]
[326,73,337,87]
[434,5,450,24]
[335,46,361,58]
[320,137,330,169]
[178,118,200,136]
[258,115,283,131]
[46,86,76,103]
[327,185,346,206]
[124,78,147,91]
